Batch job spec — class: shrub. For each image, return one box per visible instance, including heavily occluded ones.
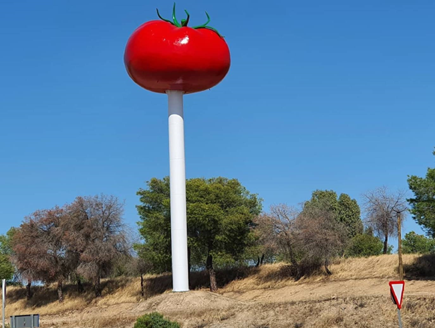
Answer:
[345,233,383,257]
[134,312,180,328]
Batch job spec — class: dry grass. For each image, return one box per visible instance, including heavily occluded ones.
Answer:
[4,254,434,328]
[5,277,141,317]
[329,254,421,280]
[221,254,427,293]
[153,295,434,328]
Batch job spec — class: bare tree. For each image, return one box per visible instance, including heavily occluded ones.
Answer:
[65,195,129,297]
[254,204,300,266]
[12,207,75,302]
[363,187,408,254]
[296,202,347,275]
[255,203,347,277]
[135,257,152,297]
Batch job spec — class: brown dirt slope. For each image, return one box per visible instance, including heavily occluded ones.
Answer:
[5,254,435,328]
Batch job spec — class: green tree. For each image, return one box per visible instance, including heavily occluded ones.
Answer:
[402,231,435,254]
[303,190,339,215]
[345,228,384,257]
[407,162,435,238]
[303,190,363,239]
[0,254,13,281]
[136,177,262,291]
[135,177,172,274]
[338,194,363,238]
[0,228,16,280]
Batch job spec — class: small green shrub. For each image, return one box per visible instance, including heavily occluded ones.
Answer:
[345,233,383,257]
[134,312,180,328]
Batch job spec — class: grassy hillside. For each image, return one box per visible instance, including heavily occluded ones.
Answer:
[4,254,435,328]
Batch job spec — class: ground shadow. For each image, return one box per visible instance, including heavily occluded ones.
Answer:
[143,266,265,298]
[144,262,329,295]
[7,281,93,308]
[6,278,132,309]
[404,253,435,280]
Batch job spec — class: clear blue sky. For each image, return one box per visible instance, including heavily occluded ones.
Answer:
[0,0,434,246]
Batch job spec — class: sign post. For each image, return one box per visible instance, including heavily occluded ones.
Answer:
[389,281,405,328]
[396,308,402,328]
[2,279,5,328]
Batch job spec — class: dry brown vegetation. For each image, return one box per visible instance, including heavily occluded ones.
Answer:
[4,254,435,328]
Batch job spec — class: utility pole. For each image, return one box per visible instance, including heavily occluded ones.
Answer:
[397,212,403,280]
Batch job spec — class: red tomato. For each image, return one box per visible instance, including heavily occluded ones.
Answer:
[124,6,231,94]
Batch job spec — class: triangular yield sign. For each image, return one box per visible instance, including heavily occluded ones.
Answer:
[389,281,405,309]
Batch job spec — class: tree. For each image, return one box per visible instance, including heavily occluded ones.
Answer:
[135,178,172,274]
[407,161,435,238]
[297,196,348,275]
[253,192,360,277]
[0,253,13,281]
[345,228,384,257]
[402,232,435,254]
[303,190,339,216]
[338,194,363,238]
[0,228,16,281]
[12,207,74,302]
[66,195,129,297]
[363,187,407,254]
[136,177,262,291]
[303,190,363,239]
[253,205,300,266]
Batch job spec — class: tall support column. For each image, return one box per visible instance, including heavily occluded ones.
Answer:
[167,90,189,292]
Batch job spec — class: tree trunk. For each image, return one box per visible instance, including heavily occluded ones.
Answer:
[383,235,388,254]
[94,276,102,297]
[57,280,64,303]
[255,254,265,267]
[324,258,332,275]
[287,241,300,279]
[77,278,84,293]
[140,273,144,297]
[287,241,298,267]
[188,246,191,288]
[26,280,32,300]
[206,255,217,292]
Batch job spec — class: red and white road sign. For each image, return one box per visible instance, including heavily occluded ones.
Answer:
[389,281,405,309]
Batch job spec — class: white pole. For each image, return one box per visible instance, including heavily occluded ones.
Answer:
[167,90,189,292]
[2,279,5,328]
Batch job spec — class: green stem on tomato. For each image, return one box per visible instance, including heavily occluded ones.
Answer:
[156,3,224,37]
[172,3,181,27]
[181,10,190,27]
[156,8,173,25]
[191,12,211,29]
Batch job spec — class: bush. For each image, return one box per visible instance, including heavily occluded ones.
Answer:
[134,312,180,328]
[402,231,435,254]
[345,233,383,257]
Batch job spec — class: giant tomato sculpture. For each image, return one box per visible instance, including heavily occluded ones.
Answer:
[124,4,230,293]
[124,4,231,94]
